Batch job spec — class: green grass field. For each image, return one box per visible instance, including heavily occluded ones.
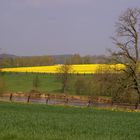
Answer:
[0,102,140,140]
[1,72,92,94]
[1,73,62,93]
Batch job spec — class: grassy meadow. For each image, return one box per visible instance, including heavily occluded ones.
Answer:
[1,72,92,93]
[1,72,61,93]
[0,102,140,140]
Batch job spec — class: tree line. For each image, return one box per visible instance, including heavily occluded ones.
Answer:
[0,54,110,68]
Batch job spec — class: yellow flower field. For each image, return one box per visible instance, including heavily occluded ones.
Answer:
[1,64,125,74]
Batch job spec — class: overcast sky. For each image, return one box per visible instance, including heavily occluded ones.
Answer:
[0,0,140,56]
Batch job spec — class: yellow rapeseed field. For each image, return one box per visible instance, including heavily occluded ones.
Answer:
[1,64,125,74]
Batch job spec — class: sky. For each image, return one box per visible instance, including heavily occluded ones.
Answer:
[0,0,140,56]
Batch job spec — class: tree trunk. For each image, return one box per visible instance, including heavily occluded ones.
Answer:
[62,83,66,93]
[46,94,50,104]
[135,102,138,109]
[135,94,140,109]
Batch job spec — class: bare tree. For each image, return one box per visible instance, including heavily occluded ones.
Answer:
[112,8,140,109]
[57,64,73,93]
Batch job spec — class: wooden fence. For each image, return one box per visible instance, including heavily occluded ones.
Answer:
[0,93,137,109]
[0,93,113,107]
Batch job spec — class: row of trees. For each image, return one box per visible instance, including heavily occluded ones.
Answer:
[0,56,54,67]
[0,54,110,68]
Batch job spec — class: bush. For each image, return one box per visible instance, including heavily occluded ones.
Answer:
[74,77,87,95]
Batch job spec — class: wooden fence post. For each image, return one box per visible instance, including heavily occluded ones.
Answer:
[64,95,69,104]
[9,93,13,101]
[87,99,91,107]
[27,94,31,103]
[46,94,50,104]
[87,96,93,107]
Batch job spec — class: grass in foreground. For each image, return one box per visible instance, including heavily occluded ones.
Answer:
[0,102,140,140]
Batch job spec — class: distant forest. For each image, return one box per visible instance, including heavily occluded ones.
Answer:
[0,54,111,67]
